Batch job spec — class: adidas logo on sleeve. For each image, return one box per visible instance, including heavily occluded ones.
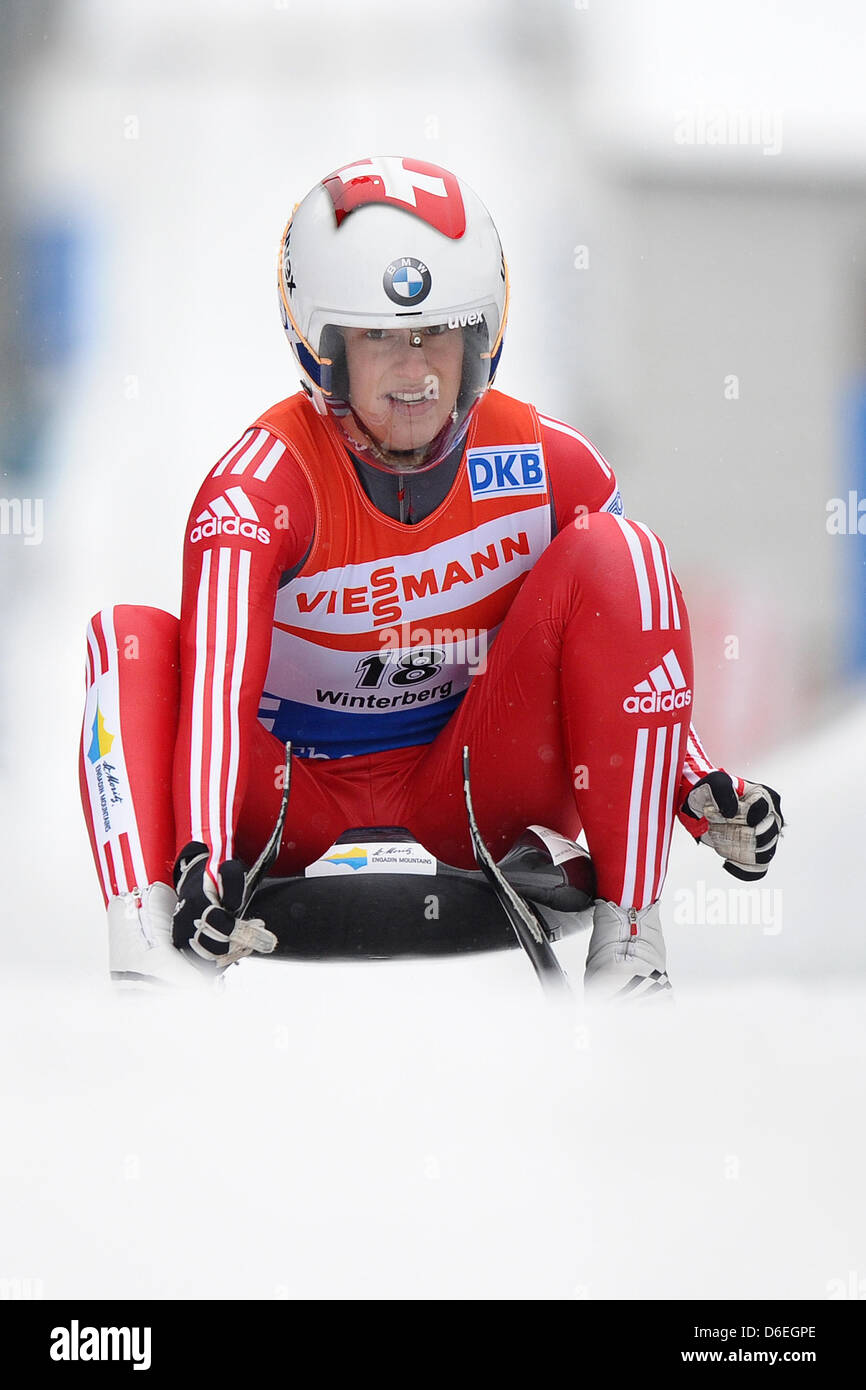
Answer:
[623,649,692,713]
[189,487,271,545]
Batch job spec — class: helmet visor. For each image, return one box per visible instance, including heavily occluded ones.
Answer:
[320,318,493,472]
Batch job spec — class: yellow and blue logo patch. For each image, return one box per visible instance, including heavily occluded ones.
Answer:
[323,847,369,871]
[86,703,115,764]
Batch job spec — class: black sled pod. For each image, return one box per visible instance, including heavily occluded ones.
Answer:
[239,744,594,973]
[251,822,595,962]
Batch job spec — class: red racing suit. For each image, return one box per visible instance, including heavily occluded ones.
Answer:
[80,387,715,910]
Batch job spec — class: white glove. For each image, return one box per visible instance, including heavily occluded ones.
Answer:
[681,771,783,881]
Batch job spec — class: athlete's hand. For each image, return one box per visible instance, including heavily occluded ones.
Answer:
[680,771,784,881]
[172,842,277,967]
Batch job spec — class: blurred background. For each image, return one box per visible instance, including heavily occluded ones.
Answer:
[1,0,866,1303]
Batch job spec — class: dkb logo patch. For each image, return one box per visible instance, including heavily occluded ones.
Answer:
[467,446,547,498]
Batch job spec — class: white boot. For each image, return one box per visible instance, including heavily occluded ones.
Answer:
[584,899,673,1002]
[107,882,210,990]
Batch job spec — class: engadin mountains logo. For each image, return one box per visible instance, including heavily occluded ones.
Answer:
[190,486,270,545]
[87,702,115,763]
[623,649,692,713]
[323,847,368,871]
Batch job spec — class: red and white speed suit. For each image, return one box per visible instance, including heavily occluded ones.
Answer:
[79,387,715,910]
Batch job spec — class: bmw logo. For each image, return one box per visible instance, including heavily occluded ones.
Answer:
[383,257,432,306]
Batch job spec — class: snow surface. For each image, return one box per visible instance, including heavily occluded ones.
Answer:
[1,968,863,1301]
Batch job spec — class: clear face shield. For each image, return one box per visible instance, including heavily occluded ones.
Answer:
[320,317,493,474]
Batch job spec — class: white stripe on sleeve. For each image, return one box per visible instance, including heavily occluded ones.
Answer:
[660,539,682,630]
[612,517,653,631]
[641,726,667,907]
[207,550,232,876]
[253,438,287,482]
[229,428,268,475]
[631,521,671,632]
[212,430,254,478]
[189,550,212,840]
[621,726,649,906]
[103,607,149,892]
[224,549,251,864]
[538,415,613,478]
[655,722,683,900]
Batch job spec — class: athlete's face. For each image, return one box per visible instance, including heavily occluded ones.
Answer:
[342,325,464,457]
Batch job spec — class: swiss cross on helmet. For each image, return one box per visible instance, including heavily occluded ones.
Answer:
[277,155,509,473]
[322,158,467,237]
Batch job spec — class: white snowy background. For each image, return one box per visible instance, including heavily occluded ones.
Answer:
[2,0,866,1301]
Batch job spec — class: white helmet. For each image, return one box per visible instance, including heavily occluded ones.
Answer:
[278,155,509,472]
